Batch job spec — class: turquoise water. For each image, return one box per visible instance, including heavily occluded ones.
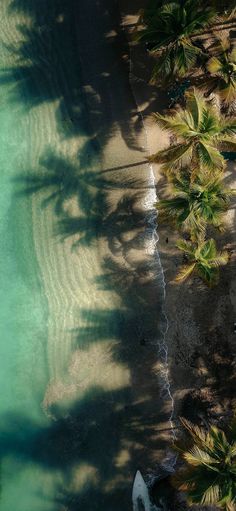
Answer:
[0,84,51,509]
[0,1,167,509]
[0,24,55,508]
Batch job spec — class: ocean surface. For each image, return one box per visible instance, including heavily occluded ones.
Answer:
[0,1,168,509]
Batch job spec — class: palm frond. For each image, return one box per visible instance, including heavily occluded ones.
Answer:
[185,88,204,129]
[175,238,228,286]
[205,36,236,104]
[174,417,236,508]
[207,56,223,74]
[202,484,220,505]
[149,142,192,164]
[221,120,236,136]
[174,38,201,76]
[199,238,217,258]
[156,169,233,234]
[183,445,219,467]
[197,142,225,170]
[135,0,216,79]
[180,418,214,448]
[150,48,174,84]
[219,140,236,153]
[151,88,234,172]
[176,239,194,254]
[208,251,229,266]
[219,80,236,104]
[225,501,236,511]
[152,111,192,134]
[175,262,196,282]
[197,264,219,287]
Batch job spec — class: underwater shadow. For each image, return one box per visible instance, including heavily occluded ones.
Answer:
[0,384,168,511]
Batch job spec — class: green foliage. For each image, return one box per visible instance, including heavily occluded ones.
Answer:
[206,37,236,105]
[135,0,216,82]
[157,171,235,235]
[175,238,229,286]
[136,3,235,287]
[173,418,236,509]
[150,88,236,171]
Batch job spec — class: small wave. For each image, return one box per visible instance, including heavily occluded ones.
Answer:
[120,17,177,476]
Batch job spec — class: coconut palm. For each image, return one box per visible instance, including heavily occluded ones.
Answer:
[204,0,236,15]
[173,418,236,510]
[206,38,236,105]
[157,172,235,235]
[175,238,228,286]
[135,0,216,82]
[150,89,236,171]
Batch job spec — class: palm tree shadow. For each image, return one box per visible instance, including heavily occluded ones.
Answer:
[14,148,103,217]
[5,0,146,154]
[97,256,165,337]
[72,254,166,367]
[57,192,152,254]
[0,385,167,511]
[14,147,149,221]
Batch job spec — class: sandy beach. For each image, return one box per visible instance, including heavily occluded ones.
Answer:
[120,0,236,441]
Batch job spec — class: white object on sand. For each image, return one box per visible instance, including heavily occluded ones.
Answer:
[132,470,152,511]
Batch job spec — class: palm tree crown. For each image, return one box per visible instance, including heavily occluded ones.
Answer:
[207,38,236,104]
[150,89,236,171]
[136,0,216,81]
[173,418,236,510]
[175,238,229,286]
[157,172,235,234]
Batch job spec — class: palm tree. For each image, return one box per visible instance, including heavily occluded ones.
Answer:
[207,0,236,16]
[150,89,236,172]
[175,238,229,286]
[206,38,236,105]
[173,418,236,510]
[157,172,235,235]
[135,0,216,83]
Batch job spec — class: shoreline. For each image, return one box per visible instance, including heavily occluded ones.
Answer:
[25,0,175,504]
[119,0,236,465]
[119,0,176,463]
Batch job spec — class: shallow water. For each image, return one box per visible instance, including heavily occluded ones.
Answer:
[0,1,168,510]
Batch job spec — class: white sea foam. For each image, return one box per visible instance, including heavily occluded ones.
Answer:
[120,18,177,479]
